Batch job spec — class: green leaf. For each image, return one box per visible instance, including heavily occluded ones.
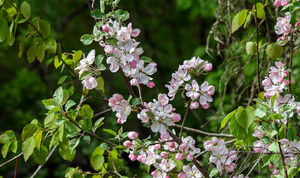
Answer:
[91,9,103,19]
[268,142,279,152]
[20,1,31,20]
[80,34,94,45]
[0,130,15,144]
[209,168,219,177]
[65,100,76,111]
[45,38,57,54]
[254,104,267,118]
[39,20,51,38]
[34,130,43,150]
[244,11,252,28]
[220,109,236,130]
[266,43,283,60]
[33,145,48,165]
[65,167,78,178]
[229,116,248,140]
[36,41,45,62]
[22,124,39,141]
[232,9,248,33]
[0,20,9,42]
[141,56,153,63]
[2,141,12,158]
[103,129,117,136]
[100,0,105,13]
[112,9,130,22]
[53,87,64,105]
[95,77,105,93]
[22,137,36,161]
[246,41,257,55]
[131,98,141,107]
[235,106,255,133]
[90,155,104,171]
[10,140,18,153]
[92,117,105,132]
[287,127,296,141]
[81,105,94,120]
[255,3,265,19]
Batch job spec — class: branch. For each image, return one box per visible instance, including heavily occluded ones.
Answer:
[254,0,261,90]
[278,141,288,178]
[0,152,23,168]
[119,70,137,98]
[174,124,234,138]
[30,146,57,178]
[179,103,190,138]
[93,108,112,118]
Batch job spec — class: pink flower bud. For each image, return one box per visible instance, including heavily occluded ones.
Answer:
[117,118,123,124]
[129,60,137,68]
[130,79,139,86]
[113,93,123,102]
[151,171,158,177]
[179,143,187,151]
[203,62,213,71]
[269,164,274,169]
[274,0,281,6]
[172,113,181,122]
[108,98,116,108]
[201,103,209,109]
[99,41,106,47]
[123,140,132,148]
[147,81,155,88]
[128,131,138,140]
[137,155,143,162]
[272,168,279,175]
[82,76,98,90]
[282,0,289,6]
[131,29,140,37]
[295,22,300,27]
[104,45,114,54]
[160,151,168,158]
[175,153,184,160]
[278,78,284,83]
[129,154,137,161]
[154,144,161,150]
[190,102,199,109]
[284,80,290,85]
[178,173,186,178]
[186,154,194,161]
[166,141,175,148]
[102,25,110,32]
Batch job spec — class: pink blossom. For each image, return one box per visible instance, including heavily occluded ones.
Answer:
[185,80,200,100]
[190,102,199,109]
[154,144,161,150]
[123,140,132,148]
[252,130,264,139]
[272,169,279,175]
[104,45,114,54]
[172,113,181,122]
[147,81,155,88]
[128,131,138,139]
[82,76,98,90]
[225,163,236,173]
[176,153,184,160]
[160,151,168,158]
[203,62,213,71]
[151,171,158,177]
[186,154,193,161]
[129,153,138,161]
[177,172,186,178]
[275,12,292,35]
[269,164,274,169]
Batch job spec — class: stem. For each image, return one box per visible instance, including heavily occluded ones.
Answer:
[30,146,57,178]
[179,104,190,138]
[6,0,45,40]
[119,70,137,98]
[254,0,261,90]
[14,158,19,178]
[137,84,143,104]
[0,152,23,168]
[288,32,294,94]
[93,108,112,118]
[61,57,79,78]
[174,124,234,138]
[278,141,288,178]
[168,131,209,178]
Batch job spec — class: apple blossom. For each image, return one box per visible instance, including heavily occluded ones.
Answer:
[82,76,98,90]
[128,131,138,140]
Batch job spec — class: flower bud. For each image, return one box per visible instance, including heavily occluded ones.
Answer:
[284,80,290,85]
[102,25,110,32]
[175,153,184,160]
[128,131,138,140]
[178,173,186,178]
[129,154,137,161]
[190,102,199,109]
[123,140,132,148]
[130,79,139,86]
[172,113,181,122]
[166,141,175,148]
[104,45,114,55]
[186,154,194,161]
[269,164,274,169]
[272,169,279,175]
[160,151,168,158]
[154,144,161,150]
[203,62,212,71]
[151,171,158,177]
[137,155,143,162]
[129,60,137,68]
[201,103,209,109]
[147,81,155,88]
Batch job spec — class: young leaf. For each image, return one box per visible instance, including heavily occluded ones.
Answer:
[65,100,76,111]
[20,1,31,20]
[33,145,48,165]
[21,124,39,141]
[0,130,15,144]
[220,109,237,130]
[80,34,94,45]
[266,43,283,60]
[0,20,9,42]
[91,9,103,19]
[2,141,12,158]
[255,3,265,19]
[53,87,64,105]
[10,140,18,153]
[235,106,255,133]
[232,9,248,33]
[45,38,57,54]
[22,137,36,161]
[90,155,104,171]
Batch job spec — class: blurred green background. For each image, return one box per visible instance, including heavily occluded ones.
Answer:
[0,0,299,177]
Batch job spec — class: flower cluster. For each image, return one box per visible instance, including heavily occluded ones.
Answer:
[279,138,300,165]
[108,93,131,124]
[178,165,203,178]
[165,57,213,100]
[138,94,181,134]
[100,20,157,87]
[178,136,201,161]
[204,137,237,173]
[273,0,290,7]
[75,50,100,90]
[185,80,214,109]
[262,61,289,98]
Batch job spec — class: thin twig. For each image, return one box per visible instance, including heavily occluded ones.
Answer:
[254,0,261,90]
[0,152,23,168]
[288,32,294,94]
[179,104,190,138]
[278,141,288,178]
[93,108,112,118]
[14,158,19,178]
[119,70,137,98]
[30,146,57,178]
[174,124,234,138]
